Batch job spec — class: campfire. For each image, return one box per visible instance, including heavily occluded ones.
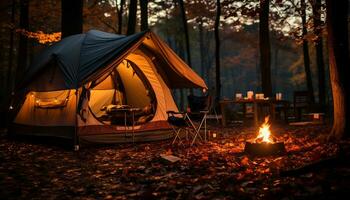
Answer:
[255,116,273,143]
[244,116,286,156]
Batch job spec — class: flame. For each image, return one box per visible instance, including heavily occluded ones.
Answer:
[255,116,273,143]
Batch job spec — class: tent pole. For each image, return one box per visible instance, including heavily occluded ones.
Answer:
[74,88,80,151]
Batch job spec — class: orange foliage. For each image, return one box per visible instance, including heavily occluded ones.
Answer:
[17,29,61,44]
[240,156,249,166]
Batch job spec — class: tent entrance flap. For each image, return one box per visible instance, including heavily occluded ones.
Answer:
[89,59,156,126]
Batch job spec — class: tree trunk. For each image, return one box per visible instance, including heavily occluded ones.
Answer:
[312,0,326,111]
[316,37,326,108]
[326,0,350,140]
[61,0,83,38]
[127,0,137,35]
[255,46,261,91]
[259,0,272,97]
[214,0,221,102]
[272,47,279,91]
[178,0,193,95]
[198,18,205,78]
[140,0,148,31]
[301,0,315,103]
[204,30,213,87]
[178,0,192,67]
[6,0,15,94]
[177,38,186,110]
[117,0,125,34]
[15,0,29,84]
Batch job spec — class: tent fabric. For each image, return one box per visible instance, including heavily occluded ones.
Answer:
[144,33,207,89]
[14,90,77,126]
[20,30,145,90]
[22,34,85,89]
[20,30,207,91]
[79,130,173,143]
[11,30,207,143]
[116,60,151,107]
[125,52,178,122]
[88,90,115,118]
[10,124,75,139]
[78,51,179,128]
[78,121,172,136]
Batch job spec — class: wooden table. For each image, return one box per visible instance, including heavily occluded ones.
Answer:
[219,99,289,126]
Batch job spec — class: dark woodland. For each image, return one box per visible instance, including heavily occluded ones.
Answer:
[0,0,349,199]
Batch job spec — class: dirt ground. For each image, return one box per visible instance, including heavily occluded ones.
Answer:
[1,124,350,199]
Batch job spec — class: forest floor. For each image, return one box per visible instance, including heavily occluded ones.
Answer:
[1,123,350,199]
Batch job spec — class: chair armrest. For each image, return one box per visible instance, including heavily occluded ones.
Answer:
[167,111,186,114]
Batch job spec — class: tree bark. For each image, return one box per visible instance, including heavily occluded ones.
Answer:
[177,38,186,110]
[178,0,193,95]
[215,0,221,102]
[117,0,125,34]
[326,0,350,140]
[140,0,148,31]
[301,0,315,103]
[315,37,326,108]
[259,0,272,97]
[127,0,137,35]
[198,18,205,78]
[15,0,29,84]
[6,0,15,93]
[61,0,83,38]
[312,0,326,110]
[204,31,213,86]
[273,47,279,90]
[178,0,192,67]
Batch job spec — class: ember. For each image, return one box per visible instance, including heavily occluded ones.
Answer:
[244,116,286,156]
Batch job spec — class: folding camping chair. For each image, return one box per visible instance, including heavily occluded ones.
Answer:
[293,91,312,121]
[167,111,198,145]
[187,94,213,145]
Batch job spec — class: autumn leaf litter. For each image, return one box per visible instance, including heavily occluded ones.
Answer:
[0,124,346,199]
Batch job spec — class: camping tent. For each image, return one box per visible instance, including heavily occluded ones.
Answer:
[9,30,207,144]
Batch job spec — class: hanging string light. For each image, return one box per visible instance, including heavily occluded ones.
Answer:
[30,90,71,108]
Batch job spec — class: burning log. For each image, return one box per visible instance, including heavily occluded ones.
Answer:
[244,116,286,156]
[244,142,286,156]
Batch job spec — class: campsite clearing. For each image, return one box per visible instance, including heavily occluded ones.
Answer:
[1,124,350,199]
